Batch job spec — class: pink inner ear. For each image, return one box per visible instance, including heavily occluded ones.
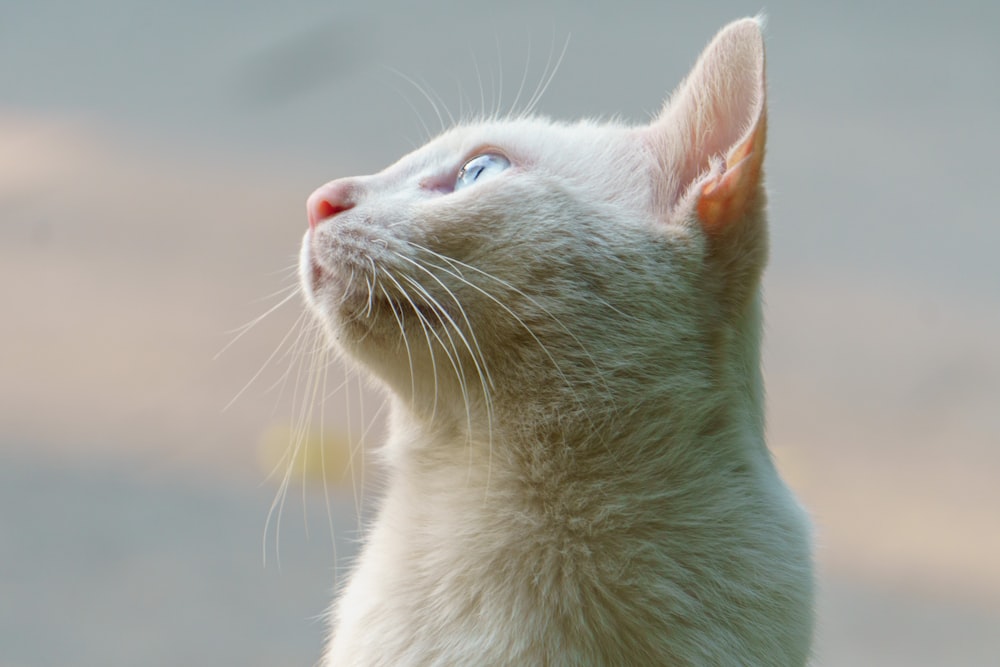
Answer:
[697,109,767,233]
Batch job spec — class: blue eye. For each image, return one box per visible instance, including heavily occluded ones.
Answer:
[455,153,510,190]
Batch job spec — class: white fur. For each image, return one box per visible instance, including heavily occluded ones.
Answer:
[300,17,813,666]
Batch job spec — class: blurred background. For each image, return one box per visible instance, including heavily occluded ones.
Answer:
[2,1,998,665]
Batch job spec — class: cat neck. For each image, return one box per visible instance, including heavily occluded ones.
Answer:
[387,286,770,488]
[384,315,772,533]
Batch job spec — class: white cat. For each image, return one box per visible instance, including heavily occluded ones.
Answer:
[299,17,813,666]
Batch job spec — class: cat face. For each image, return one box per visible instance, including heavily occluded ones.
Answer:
[300,19,768,432]
[301,120,669,420]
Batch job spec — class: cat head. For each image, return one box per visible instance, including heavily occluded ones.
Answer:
[300,18,768,436]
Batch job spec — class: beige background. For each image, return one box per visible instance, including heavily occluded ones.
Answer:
[2,1,998,665]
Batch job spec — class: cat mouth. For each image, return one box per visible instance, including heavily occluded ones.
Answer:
[309,259,361,308]
[303,233,454,330]
[304,234,359,295]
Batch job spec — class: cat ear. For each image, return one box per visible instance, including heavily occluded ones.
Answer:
[647,17,767,234]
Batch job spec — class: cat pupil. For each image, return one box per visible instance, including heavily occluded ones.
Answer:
[455,153,510,190]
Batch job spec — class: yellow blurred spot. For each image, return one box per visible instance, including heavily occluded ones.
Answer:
[257,422,362,488]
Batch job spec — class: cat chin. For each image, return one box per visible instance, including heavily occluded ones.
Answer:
[300,232,410,353]
[299,230,320,298]
[300,230,361,311]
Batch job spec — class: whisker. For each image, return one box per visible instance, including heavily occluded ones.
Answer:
[380,282,417,406]
[405,243,580,394]
[381,269,441,419]
[314,348,337,563]
[399,273,474,405]
[391,251,494,388]
[363,270,376,319]
[522,32,571,119]
[263,317,325,568]
[321,374,354,403]
[508,38,532,118]
[389,81,434,144]
[252,279,302,304]
[404,242,616,440]
[397,272,476,446]
[342,363,358,534]
[390,251,498,491]
[214,286,301,361]
[352,369,382,533]
[258,319,326,486]
[493,32,504,121]
[468,41,487,121]
[299,338,329,542]
[422,74,457,129]
[223,297,311,412]
[318,351,338,561]
[259,314,322,399]
[407,241,608,395]
[384,66,448,134]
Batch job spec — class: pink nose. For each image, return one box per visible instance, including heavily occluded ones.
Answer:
[307,180,357,229]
